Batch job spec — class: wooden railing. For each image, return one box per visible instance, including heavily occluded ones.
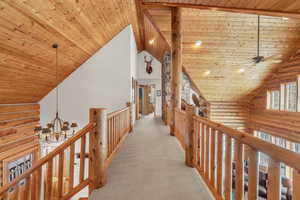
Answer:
[0,103,133,200]
[105,104,131,168]
[174,105,300,200]
[174,108,187,150]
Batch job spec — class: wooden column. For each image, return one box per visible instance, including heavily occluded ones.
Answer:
[127,102,133,132]
[185,105,197,167]
[170,7,182,136]
[89,108,108,193]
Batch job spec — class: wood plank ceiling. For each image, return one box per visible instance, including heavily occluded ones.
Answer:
[0,0,142,104]
[145,5,300,101]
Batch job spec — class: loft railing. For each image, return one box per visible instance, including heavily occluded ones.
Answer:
[0,103,133,200]
[173,104,300,200]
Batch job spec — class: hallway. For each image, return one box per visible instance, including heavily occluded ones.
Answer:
[90,116,213,200]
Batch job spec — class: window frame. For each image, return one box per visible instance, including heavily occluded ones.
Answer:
[267,89,280,110]
[281,81,298,112]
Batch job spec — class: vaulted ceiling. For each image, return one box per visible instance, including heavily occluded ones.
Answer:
[143,3,300,101]
[0,0,142,104]
[2,0,300,104]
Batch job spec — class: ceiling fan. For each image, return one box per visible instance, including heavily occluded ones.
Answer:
[251,15,282,65]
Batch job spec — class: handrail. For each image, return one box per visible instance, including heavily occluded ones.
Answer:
[0,103,133,200]
[0,122,95,195]
[107,107,129,119]
[173,106,300,200]
[194,116,300,172]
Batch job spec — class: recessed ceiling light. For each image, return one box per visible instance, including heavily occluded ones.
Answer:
[203,70,210,76]
[282,17,289,20]
[239,68,245,73]
[149,39,155,45]
[195,40,202,46]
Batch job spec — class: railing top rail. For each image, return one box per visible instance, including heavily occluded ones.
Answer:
[194,115,300,172]
[107,107,129,119]
[0,122,95,194]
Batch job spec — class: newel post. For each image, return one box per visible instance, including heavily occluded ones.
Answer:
[126,102,133,132]
[185,105,197,167]
[89,108,108,194]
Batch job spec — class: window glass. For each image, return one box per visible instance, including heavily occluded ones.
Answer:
[268,90,280,110]
[285,82,297,112]
[295,143,300,154]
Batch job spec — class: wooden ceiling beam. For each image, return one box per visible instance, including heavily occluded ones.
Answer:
[135,0,146,50]
[142,2,300,19]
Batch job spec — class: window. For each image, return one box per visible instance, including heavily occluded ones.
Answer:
[281,82,297,112]
[295,143,300,154]
[267,90,280,110]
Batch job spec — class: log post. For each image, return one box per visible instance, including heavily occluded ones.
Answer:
[126,102,133,132]
[185,105,197,167]
[170,7,182,136]
[89,108,108,193]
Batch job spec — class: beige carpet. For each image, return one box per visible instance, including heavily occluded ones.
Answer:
[90,115,214,200]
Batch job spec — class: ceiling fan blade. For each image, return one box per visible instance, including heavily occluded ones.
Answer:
[263,54,282,61]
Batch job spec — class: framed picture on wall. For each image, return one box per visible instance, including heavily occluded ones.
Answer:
[156,90,161,97]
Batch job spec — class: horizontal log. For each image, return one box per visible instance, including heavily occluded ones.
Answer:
[0,111,40,121]
[0,104,39,114]
[0,118,39,130]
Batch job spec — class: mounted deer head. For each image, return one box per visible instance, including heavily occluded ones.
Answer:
[144,56,153,74]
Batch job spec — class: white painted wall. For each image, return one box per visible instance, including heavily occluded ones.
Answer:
[40,25,137,128]
[39,25,138,199]
[137,51,162,116]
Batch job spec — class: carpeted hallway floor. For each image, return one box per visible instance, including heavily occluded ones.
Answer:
[90,115,213,200]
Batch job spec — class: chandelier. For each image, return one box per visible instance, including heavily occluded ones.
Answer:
[34,44,78,143]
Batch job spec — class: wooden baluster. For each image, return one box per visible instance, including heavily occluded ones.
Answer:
[24,176,30,200]
[205,125,210,179]
[267,158,281,200]
[217,132,223,196]
[224,135,232,200]
[58,152,64,198]
[110,118,112,154]
[197,122,201,167]
[80,135,86,182]
[69,143,75,191]
[235,140,244,200]
[107,119,115,155]
[248,147,258,200]
[293,169,300,199]
[46,160,53,200]
[112,115,116,152]
[7,186,17,200]
[201,123,205,171]
[35,167,42,199]
[210,128,216,186]
[30,170,36,200]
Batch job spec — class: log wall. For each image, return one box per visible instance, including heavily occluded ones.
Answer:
[249,52,300,142]
[0,104,40,187]
[209,101,249,132]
